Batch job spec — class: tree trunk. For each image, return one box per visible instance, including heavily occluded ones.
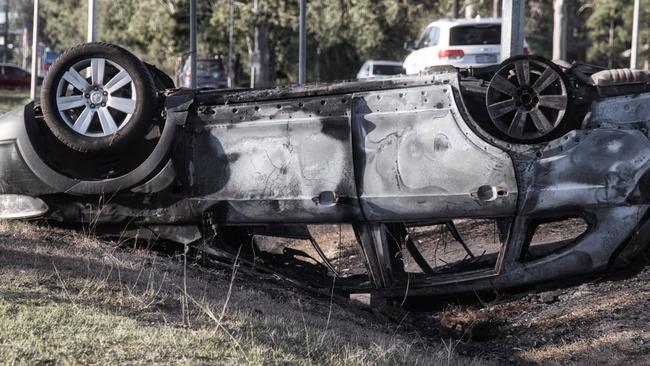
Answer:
[251,0,272,88]
[465,1,474,18]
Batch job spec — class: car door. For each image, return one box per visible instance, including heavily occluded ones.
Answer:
[351,81,517,222]
[187,94,364,224]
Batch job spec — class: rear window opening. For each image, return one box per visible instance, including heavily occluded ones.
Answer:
[521,217,589,261]
[402,219,506,275]
[253,224,368,278]
[449,25,501,46]
[372,65,403,76]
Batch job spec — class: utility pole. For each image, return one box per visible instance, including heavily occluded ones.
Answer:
[500,0,525,60]
[189,0,197,88]
[22,27,27,69]
[251,0,270,88]
[250,0,258,88]
[227,0,234,87]
[298,0,306,84]
[87,0,97,42]
[30,0,39,100]
[631,0,640,69]
[552,0,567,60]
[3,0,8,63]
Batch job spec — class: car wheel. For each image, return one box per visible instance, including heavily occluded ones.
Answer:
[486,55,569,142]
[41,42,157,153]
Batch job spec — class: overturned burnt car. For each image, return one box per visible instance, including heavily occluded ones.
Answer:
[1,42,650,299]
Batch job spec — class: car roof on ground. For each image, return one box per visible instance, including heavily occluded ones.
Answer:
[425,17,501,29]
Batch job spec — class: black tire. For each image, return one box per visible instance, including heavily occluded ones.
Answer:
[41,42,157,153]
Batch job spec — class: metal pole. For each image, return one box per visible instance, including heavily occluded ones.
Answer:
[30,0,39,100]
[251,0,258,88]
[631,0,640,69]
[500,0,525,60]
[87,0,97,42]
[298,0,306,84]
[4,0,9,63]
[552,0,567,60]
[227,0,234,87]
[22,27,28,69]
[189,0,197,88]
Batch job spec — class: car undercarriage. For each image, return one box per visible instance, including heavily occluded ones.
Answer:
[1,43,650,301]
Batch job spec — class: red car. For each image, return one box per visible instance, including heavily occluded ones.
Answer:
[0,64,43,89]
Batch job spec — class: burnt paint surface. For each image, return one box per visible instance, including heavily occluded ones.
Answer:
[187,95,362,223]
[181,70,518,224]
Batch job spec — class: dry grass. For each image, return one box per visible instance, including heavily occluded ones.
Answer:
[0,220,488,365]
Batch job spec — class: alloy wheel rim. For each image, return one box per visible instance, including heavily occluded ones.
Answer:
[55,58,137,138]
[486,58,568,140]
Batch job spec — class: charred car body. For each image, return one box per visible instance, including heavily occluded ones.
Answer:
[1,43,650,299]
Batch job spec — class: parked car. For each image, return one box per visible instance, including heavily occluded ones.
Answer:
[0,63,42,89]
[1,42,649,299]
[403,18,528,74]
[178,57,228,89]
[356,60,403,79]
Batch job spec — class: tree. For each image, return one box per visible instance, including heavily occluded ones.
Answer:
[587,0,633,67]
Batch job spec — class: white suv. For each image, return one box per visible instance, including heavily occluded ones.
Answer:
[403,18,527,74]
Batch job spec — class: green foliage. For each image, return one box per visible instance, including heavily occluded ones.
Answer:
[101,0,177,73]
[41,0,87,50]
[586,0,633,67]
[14,0,650,85]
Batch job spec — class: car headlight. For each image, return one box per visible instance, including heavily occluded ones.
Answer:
[0,194,49,219]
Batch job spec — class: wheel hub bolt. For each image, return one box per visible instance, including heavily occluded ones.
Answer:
[85,94,90,98]
[101,103,106,107]
[90,103,95,108]
[102,91,108,96]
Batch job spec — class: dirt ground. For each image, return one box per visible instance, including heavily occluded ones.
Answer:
[431,263,650,365]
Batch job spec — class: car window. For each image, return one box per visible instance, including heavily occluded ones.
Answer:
[449,24,501,46]
[416,26,440,49]
[372,65,403,76]
[197,60,223,71]
[5,67,28,77]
